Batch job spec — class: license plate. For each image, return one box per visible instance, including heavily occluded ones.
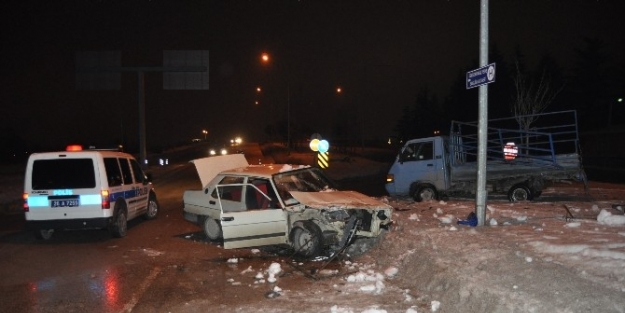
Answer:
[51,199,80,208]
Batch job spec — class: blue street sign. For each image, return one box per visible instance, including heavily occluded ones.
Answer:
[466,63,496,89]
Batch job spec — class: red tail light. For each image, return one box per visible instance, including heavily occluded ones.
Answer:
[23,193,30,212]
[101,190,110,209]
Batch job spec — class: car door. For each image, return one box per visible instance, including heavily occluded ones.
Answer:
[129,158,150,216]
[394,140,442,191]
[220,178,287,249]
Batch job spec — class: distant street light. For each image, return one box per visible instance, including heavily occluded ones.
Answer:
[256,86,262,93]
[259,52,291,149]
[336,87,342,93]
[202,129,208,140]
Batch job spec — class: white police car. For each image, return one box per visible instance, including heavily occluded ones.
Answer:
[23,145,159,240]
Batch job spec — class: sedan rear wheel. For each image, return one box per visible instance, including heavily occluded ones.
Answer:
[203,218,222,241]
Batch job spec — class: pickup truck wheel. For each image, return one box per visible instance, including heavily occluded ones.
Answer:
[291,221,323,258]
[508,184,532,202]
[35,229,54,240]
[413,186,437,202]
[143,194,159,220]
[203,218,222,241]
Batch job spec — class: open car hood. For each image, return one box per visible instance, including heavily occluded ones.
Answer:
[289,190,392,210]
[190,154,249,187]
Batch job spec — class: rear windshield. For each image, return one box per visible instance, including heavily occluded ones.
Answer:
[31,159,96,190]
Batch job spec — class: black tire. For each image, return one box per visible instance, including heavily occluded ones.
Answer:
[143,194,159,220]
[291,221,323,258]
[412,185,438,202]
[35,229,54,240]
[508,184,532,202]
[109,206,128,238]
[203,217,222,241]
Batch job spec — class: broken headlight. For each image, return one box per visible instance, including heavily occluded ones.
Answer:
[323,209,350,222]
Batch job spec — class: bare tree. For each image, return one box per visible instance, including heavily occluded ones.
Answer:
[512,60,563,132]
[511,60,564,156]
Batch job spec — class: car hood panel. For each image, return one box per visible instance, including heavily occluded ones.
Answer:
[289,190,391,210]
[190,154,249,187]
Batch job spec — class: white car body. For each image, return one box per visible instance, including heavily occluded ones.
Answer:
[183,154,392,257]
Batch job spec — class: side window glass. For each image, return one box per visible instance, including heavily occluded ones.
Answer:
[103,158,122,187]
[401,143,419,161]
[246,178,277,210]
[211,176,244,201]
[129,159,146,183]
[119,158,133,185]
[402,142,434,161]
[419,142,434,160]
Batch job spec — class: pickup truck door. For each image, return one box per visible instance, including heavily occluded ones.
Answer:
[395,140,441,191]
[219,183,287,249]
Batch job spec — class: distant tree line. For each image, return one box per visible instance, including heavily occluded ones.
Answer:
[394,37,625,141]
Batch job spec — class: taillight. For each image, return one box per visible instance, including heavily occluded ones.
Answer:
[23,193,29,212]
[101,190,110,209]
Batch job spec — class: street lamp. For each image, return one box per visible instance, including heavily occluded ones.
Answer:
[259,52,291,149]
[202,129,207,141]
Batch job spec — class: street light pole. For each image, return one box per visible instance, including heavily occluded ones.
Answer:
[287,83,291,150]
[260,52,291,150]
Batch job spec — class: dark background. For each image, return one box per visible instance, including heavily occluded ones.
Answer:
[1,0,624,160]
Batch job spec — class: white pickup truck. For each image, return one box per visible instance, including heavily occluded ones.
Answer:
[385,111,586,202]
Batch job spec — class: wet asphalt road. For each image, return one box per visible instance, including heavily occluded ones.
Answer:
[0,143,385,312]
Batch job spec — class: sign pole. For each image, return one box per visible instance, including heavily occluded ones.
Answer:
[476,0,490,226]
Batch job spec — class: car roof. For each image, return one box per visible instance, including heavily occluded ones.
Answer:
[220,164,311,178]
[29,150,134,159]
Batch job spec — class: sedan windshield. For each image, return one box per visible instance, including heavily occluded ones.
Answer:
[272,167,336,205]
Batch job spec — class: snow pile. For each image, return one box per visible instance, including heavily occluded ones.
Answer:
[597,209,625,226]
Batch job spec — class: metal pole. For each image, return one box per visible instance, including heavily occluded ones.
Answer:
[138,71,147,168]
[287,84,291,151]
[476,0,489,226]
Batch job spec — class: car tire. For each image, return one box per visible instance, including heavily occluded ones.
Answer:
[412,185,437,202]
[35,229,54,240]
[143,194,159,220]
[203,218,222,241]
[109,206,128,238]
[291,221,323,258]
[508,184,533,202]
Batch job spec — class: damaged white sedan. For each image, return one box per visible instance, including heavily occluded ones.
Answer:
[183,154,393,258]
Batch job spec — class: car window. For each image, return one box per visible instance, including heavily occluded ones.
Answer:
[272,168,336,206]
[103,157,122,187]
[211,176,244,201]
[129,158,145,183]
[402,142,434,161]
[31,159,96,190]
[119,158,133,185]
[246,178,278,210]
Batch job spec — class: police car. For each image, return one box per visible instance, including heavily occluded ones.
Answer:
[23,145,159,240]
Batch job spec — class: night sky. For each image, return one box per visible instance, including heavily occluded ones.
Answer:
[1,0,624,153]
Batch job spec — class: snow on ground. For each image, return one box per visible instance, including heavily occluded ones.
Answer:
[3,152,625,312]
[183,181,625,313]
